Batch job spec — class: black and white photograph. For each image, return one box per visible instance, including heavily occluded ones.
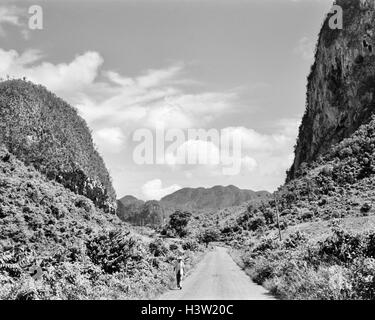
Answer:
[0,0,375,309]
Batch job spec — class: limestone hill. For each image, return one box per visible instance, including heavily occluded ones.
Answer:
[0,80,116,213]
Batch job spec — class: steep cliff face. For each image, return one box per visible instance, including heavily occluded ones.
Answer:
[288,0,375,181]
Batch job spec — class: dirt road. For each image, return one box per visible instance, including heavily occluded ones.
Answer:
[160,247,274,300]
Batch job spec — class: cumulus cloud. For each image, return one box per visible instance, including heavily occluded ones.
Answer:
[0,5,30,38]
[0,45,300,193]
[93,127,126,154]
[241,156,258,172]
[0,47,240,156]
[186,120,298,178]
[221,121,299,154]
[141,179,181,200]
[0,47,237,131]
[165,140,221,166]
[0,49,103,93]
[0,6,21,36]
[160,123,298,177]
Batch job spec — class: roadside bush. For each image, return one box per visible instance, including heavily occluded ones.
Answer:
[252,237,279,255]
[149,239,168,257]
[283,232,308,249]
[351,258,375,299]
[169,243,179,251]
[247,216,266,231]
[250,256,278,285]
[199,228,220,246]
[239,226,375,300]
[86,230,146,274]
[266,263,353,300]
[182,240,199,252]
[318,227,367,264]
[361,203,372,213]
[168,211,192,238]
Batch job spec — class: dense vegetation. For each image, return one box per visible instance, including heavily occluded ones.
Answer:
[0,147,204,299]
[116,197,165,227]
[226,116,375,299]
[231,116,375,234]
[0,79,116,212]
[116,186,270,227]
[162,211,192,238]
[160,185,270,213]
[238,225,375,299]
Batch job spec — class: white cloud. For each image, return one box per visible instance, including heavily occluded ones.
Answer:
[0,5,29,38]
[0,6,21,36]
[161,120,299,177]
[141,179,181,200]
[222,119,299,154]
[0,46,300,194]
[165,139,221,166]
[0,48,103,93]
[218,119,299,181]
[0,47,239,147]
[241,156,258,172]
[222,127,272,151]
[137,64,183,88]
[93,127,126,154]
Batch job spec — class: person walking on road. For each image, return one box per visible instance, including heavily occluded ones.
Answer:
[174,256,185,290]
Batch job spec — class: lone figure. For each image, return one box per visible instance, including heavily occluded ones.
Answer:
[174,256,185,290]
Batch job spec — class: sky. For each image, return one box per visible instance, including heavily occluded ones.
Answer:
[0,0,333,200]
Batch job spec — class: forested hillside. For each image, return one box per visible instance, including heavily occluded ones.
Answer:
[0,80,204,300]
[0,80,116,213]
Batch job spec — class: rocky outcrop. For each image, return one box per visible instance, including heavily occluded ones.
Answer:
[288,0,375,181]
[0,79,116,213]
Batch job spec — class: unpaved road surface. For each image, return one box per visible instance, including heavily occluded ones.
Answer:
[160,247,274,300]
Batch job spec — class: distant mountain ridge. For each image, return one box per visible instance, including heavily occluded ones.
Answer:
[116,185,270,225]
[160,185,270,211]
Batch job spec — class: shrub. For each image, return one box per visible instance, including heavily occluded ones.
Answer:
[86,230,146,274]
[250,256,277,285]
[360,203,372,213]
[199,228,220,246]
[182,240,199,251]
[283,232,308,249]
[169,243,179,251]
[168,211,192,238]
[75,197,94,213]
[318,228,367,264]
[351,258,375,299]
[252,237,279,256]
[149,239,168,257]
[247,216,266,231]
